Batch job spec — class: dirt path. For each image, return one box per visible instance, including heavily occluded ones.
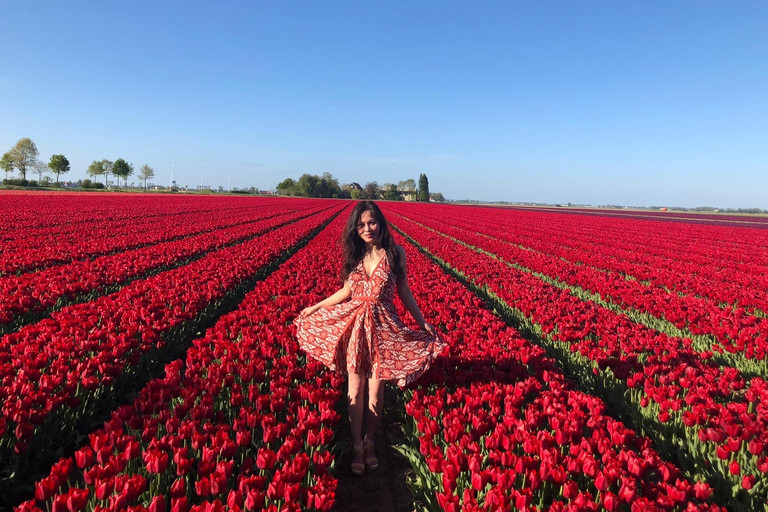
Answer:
[331,386,416,512]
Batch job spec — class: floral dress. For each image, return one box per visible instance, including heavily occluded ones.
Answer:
[294,254,447,387]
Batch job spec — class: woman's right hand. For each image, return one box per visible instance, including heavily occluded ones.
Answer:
[299,305,320,318]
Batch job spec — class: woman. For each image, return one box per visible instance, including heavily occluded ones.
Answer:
[294,201,446,476]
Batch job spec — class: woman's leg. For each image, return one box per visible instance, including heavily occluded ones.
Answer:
[365,376,385,440]
[347,372,365,444]
[362,376,384,468]
[348,372,366,473]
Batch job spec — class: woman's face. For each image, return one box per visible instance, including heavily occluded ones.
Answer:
[357,210,380,245]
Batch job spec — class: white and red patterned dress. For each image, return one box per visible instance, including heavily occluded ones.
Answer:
[295,254,447,387]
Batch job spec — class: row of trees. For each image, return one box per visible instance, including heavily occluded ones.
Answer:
[276,173,444,201]
[86,159,155,190]
[2,137,158,191]
[1,138,71,185]
[275,173,344,198]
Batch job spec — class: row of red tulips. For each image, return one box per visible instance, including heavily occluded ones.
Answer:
[2,200,292,256]
[1,196,318,276]
[386,206,768,368]
[512,205,768,226]
[14,205,354,512]
[386,228,725,511]
[0,204,345,494]
[395,203,768,310]
[501,208,768,291]
[507,204,768,225]
[394,203,768,312]
[0,202,334,331]
[0,194,265,240]
[387,211,768,511]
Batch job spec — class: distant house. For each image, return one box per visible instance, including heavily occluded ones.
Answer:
[399,189,416,201]
[343,182,363,193]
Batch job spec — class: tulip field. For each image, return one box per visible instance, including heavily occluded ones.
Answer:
[2,192,767,512]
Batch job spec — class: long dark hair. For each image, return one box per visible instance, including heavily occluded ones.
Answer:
[341,201,404,280]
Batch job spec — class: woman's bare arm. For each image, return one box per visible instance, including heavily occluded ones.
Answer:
[299,282,352,317]
[395,246,437,335]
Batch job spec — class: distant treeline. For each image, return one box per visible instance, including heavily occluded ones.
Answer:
[276,173,443,202]
[276,173,348,198]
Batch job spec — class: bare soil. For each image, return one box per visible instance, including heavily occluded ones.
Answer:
[331,385,416,512]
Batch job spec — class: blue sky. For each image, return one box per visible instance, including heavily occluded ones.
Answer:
[2,1,766,208]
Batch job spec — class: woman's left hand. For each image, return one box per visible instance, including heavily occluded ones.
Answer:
[422,322,437,336]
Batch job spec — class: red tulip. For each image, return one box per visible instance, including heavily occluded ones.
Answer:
[171,497,190,512]
[244,490,265,511]
[562,480,578,500]
[34,476,58,502]
[108,493,128,511]
[195,476,211,497]
[148,496,166,512]
[94,478,114,501]
[144,450,170,474]
[283,483,301,502]
[266,479,284,501]
[51,494,69,512]
[74,447,95,469]
[471,471,488,491]
[256,448,277,470]
[168,478,186,498]
[209,471,228,496]
[595,472,609,492]
[65,489,90,512]
[227,490,244,510]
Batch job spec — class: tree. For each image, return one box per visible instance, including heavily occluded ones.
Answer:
[112,158,134,188]
[48,154,70,185]
[432,192,446,202]
[8,138,38,181]
[363,181,381,200]
[1,152,14,181]
[276,178,296,195]
[33,159,50,183]
[398,179,416,191]
[101,159,114,187]
[319,172,342,198]
[138,164,155,191]
[87,160,105,183]
[296,174,320,197]
[81,179,104,189]
[382,183,401,201]
[276,172,343,197]
[418,174,430,202]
